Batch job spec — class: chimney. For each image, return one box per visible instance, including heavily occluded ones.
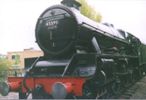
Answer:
[24,48,34,51]
[61,0,81,10]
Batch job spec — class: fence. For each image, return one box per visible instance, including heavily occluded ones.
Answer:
[0,69,25,81]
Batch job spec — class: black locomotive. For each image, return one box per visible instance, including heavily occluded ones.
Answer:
[0,0,146,99]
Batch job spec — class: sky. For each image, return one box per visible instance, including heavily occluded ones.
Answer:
[0,0,146,54]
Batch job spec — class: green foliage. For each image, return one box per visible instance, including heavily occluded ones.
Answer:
[77,0,102,22]
[0,58,11,71]
[0,58,12,81]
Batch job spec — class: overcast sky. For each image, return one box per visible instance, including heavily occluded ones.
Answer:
[0,0,146,54]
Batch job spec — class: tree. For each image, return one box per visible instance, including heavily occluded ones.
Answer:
[0,58,11,70]
[77,0,102,22]
[0,58,12,81]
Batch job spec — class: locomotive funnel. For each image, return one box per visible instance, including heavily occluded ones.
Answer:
[61,0,81,10]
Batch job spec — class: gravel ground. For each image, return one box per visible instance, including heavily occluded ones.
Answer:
[130,76,146,99]
[0,93,19,99]
[0,93,32,99]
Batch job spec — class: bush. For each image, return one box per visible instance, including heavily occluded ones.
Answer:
[0,58,12,81]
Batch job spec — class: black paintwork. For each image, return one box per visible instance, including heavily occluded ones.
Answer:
[24,0,146,99]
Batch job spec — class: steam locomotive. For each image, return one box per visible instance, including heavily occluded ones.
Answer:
[0,0,146,99]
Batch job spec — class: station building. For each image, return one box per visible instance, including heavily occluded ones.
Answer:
[7,48,43,69]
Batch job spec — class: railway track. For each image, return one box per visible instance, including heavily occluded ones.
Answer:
[98,75,146,99]
[117,76,146,99]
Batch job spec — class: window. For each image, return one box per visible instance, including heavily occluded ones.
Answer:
[12,55,20,60]
[12,55,16,60]
[11,54,20,65]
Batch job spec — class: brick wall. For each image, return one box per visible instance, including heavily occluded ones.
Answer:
[7,49,44,68]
